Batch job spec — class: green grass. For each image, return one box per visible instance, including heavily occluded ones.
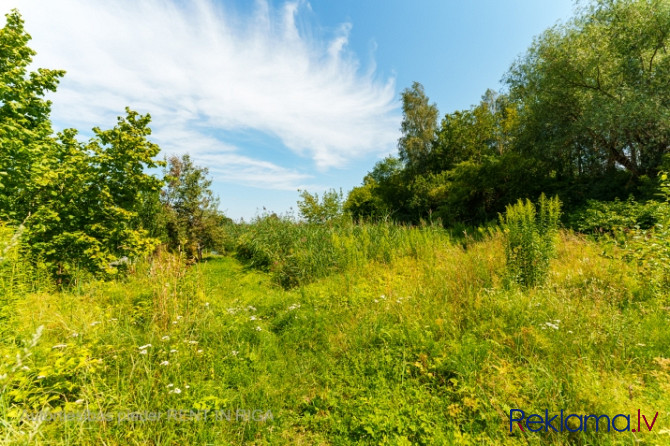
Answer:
[1,226,669,445]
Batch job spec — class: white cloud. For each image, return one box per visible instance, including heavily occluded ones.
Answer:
[0,0,400,188]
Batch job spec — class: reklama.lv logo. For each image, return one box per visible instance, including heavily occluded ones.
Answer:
[510,409,659,433]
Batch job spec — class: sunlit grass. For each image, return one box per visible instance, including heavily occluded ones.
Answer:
[1,225,669,444]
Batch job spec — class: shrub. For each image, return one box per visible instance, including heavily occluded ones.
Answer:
[499,194,561,287]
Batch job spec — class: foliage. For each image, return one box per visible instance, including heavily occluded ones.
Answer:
[2,224,670,444]
[398,82,439,175]
[234,213,445,288]
[0,10,65,222]
[500,194,562,287]
[613,172,670,290]
[507,0,670,180]
[22,110,164,279]
[569,197,667,234]
[296,188,344,224]
[161,154,228,260]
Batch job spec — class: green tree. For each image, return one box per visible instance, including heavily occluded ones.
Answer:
[398,82,439,175]
[297,188,344,224]
[162,154,226,260]
[507,0,670,181]
[25,110,165,278]
[0,10,64,221]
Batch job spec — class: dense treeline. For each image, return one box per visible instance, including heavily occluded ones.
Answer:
[346,0,670,226]
[0,11,228,281]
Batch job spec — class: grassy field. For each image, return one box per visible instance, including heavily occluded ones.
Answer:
[1,223,669,445]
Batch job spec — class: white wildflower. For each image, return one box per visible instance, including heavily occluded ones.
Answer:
[250,315,257,321]
[161,336,170,341]
[139,350,148,355]
[75,399,85,404]
[90,321,101,327]
[37,375,46,379]
[169,388,182,394]
[288,304,301,311]
[52,344,68,349]
[231,350,239,356]
[170,349,178,353]
[176,315,183,320]
[160,360,169,366]
[255,326,262,332]
[197,349,203,354]
[544,322,559,330]
[247,305,256,312]
[167,383,174,388]
[139,344,152,350]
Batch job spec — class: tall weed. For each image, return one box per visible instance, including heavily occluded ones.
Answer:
[499,194,561,287]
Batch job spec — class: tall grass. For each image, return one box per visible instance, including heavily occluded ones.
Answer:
[2,214,670,444]
[232,214,449,288]
[500,194,561,287]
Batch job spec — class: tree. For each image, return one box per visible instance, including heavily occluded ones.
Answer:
[506,0,670,182]
[398,82,439,175]
[25,110,165,278]
[161,154,226,260]
[297,188,344,224]
[0,10,64,221]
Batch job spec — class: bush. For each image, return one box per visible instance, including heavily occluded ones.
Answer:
[499,194,561,287]
[569,197,666,234]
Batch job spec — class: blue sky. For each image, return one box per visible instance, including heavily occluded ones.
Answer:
[1,0,576,220]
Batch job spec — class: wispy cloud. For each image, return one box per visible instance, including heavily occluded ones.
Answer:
[1,0,399,189]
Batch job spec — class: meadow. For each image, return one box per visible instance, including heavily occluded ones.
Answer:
[1,211,669,445]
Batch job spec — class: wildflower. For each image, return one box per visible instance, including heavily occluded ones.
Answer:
[231,350,239,356]
[250,315,257,321]
[544,322,559,330]
[108,318,118,322]
[169,388,182,394]
[139,344,152,350]
[75,399,85,404]
[288,304,300,311]
[52,344,68,349]
[139,350,148,355]
[37,375,46,379]
[21,366,30,371]
[176,315,183,320]
[185,340,198,345]
[90,321,101,327]
[247,305,256,312]
[71,332,79,338]
[185,384,190,389]
[255,326,262,332]
[167,384,174,388]
[161,336,170,341]
[160,360,169,366]
[170,349,178,353]
[204,302,210,308]
[197,349,203,354]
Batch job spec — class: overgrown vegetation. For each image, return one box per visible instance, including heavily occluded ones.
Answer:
[2,0,670,444]
[500,194,561,287]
